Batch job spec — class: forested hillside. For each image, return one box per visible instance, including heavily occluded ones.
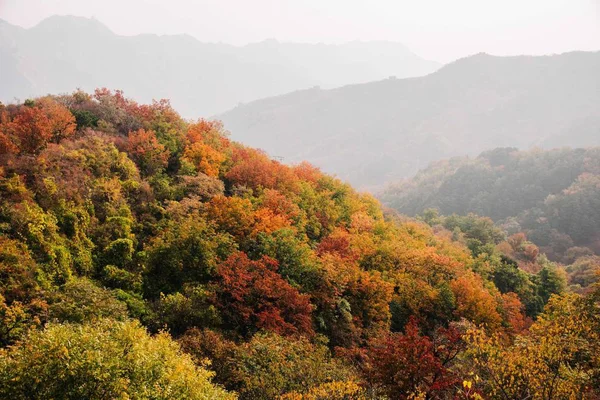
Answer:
[0,15,439,117]
[382,147,600,261]
[0,92,599,399]
[219,51,600,188]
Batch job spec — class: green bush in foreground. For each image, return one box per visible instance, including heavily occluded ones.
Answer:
[0,318,236,400]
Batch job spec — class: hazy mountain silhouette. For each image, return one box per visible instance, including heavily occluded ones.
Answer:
[218,51,600,189]
[0,15,440,117]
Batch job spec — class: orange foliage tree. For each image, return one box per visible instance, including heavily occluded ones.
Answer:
[183,142,226,177]
[5,98,76,154]
[226,147,298,192]
[451,274,502,328]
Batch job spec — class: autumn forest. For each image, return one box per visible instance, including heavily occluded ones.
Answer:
[0,88,598,399]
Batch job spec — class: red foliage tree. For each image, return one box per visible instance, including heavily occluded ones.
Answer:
[0,132,17,156]
[215,252,314,338]
[36,98,77,143]
[501,292,531,334]
[259,189,301,223]
[317,229,353,259]
[367,318,463,398]
[8,106,51,154]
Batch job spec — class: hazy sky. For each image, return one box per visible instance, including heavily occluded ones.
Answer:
[1,0,599,62]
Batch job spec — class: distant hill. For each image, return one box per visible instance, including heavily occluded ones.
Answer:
[0,15,440,117]
[381,147,600,261]
[218,51,600,189]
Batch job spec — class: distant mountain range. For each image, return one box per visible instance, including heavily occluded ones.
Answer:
[218,51,600,189]
[0,15,440,117]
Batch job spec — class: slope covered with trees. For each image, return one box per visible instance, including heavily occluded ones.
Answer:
[382,147,600,257]
[0,91,599,399]
[219,51,600,188]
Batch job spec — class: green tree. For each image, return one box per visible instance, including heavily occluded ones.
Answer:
[47,278,128,323]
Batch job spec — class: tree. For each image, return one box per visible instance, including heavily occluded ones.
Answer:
[125,128,169,176]
[6,98,76,154]
[179,329,359,399]
[450,274,502,328]
[205,195,256,239]
[0,238,47,346]
[366,318,463,398]
[465,293,600,399]
[150,284,220,335]
[227,333,356,399]
[47,278,128,324]
[0,294,45,347]
[144,214,235,297]
[36,97,77,143]
[0,131,17,156]
[183,142,226,177]
[215,252,314,337]
[343,270,393,343]
[0,319,235,400]
[566,255,600,292]
[277,381,366,400]
[499,292,530,334]
[535,265,567,303]
[186,119,229,149]
[226,147,298,192]
[248,228,321,291]
[7,105,52,154]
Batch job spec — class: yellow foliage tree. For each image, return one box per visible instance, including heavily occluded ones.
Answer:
[465,293,600,399]
[278,381,366,400]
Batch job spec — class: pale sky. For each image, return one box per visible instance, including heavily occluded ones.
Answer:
[1,0,598,63]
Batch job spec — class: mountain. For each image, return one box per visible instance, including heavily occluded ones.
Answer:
[381,147,600,262]
[0,15,440,117]
[218,51,600,189]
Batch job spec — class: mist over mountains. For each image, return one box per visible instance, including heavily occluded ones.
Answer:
[0,15,440,117]
[2,15,599,191]
[219,51,600,189]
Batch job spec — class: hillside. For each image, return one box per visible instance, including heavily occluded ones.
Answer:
[219,51,600,188]
[381,147,600,262]
[0,92,599,398]
[0,15,439,117]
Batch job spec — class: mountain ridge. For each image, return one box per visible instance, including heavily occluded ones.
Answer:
[218,50,600,188]
[0,15,440,117]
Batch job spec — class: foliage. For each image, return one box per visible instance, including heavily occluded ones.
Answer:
[180,329,358,399]
[0,91,594,398]
[465,293,600,399]
[277,381,366,400]
[383,147,600,263]
[215,252,314,338]
[47,277,128,323]
[0,319,235,400]
[2,97,76,154]
[363,318,464,398]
